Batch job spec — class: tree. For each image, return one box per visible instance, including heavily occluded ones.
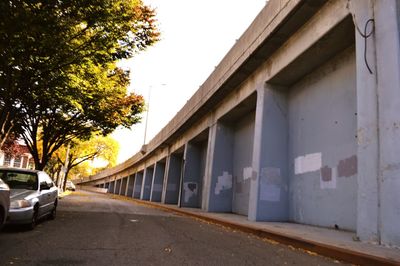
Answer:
[50,135,119,189]
[0,0,159,168]
[21,62,144,170]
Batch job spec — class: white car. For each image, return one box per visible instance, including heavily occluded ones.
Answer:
[0,167,58,229]
[0,177,10,229]
[66,180,76,191]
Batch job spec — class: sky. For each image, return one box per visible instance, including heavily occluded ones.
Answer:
[113,0,267,163]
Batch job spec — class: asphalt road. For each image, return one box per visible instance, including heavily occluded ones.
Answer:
[0,191,347,266]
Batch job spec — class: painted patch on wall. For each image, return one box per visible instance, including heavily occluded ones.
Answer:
[215,171,233,195]
[294,153,322,175]
[337,155,357,177]
[260,167,281,202]
[243,167,253,180]
[320,166,337,189]
[184,182,198,203]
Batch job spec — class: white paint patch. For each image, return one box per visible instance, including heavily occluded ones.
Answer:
[152,184,163,191]
[184,182,198,203]
[243,167,253,180]
[130,219,139,223]
[320,167,337,189]
[215,171,233,195]
[167,183,177,191]
[294,153,322,175]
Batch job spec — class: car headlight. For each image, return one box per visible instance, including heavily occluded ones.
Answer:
[10,200,32,209]
[0,179,9,190]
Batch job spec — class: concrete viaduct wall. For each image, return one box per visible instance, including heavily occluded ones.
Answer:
[78,0,400,247]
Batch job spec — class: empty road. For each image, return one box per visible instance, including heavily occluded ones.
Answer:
[0,191,346,265]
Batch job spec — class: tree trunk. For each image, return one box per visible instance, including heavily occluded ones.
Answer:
[62,169,71,191]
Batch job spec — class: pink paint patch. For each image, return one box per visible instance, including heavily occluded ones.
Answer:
[337,155,357,177]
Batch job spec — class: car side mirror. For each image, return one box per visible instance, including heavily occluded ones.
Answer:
[40,182,49,191]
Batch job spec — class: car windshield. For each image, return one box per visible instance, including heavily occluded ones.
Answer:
[0,170,38,190]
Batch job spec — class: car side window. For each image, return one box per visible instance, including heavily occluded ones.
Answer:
[38,172,54,189]
[39,181,48,190]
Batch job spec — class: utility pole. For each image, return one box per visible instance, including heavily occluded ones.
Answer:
[59,142,70,192]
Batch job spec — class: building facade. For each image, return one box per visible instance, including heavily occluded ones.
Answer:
[0,145,34,169]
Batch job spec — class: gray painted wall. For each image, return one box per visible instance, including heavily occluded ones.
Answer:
[133,172,143,199]
[288,48,357,230]
[121,177,128,196]
[208,123,234,212]
[182,143,201,207]
[108,182,113,193]
[141,167,154,200]
[127,175,135,198]
[115,179,122,194]
[182,140,208,208]
[150,162,165,202]
[164,154,183,204]
[232,112,255,216]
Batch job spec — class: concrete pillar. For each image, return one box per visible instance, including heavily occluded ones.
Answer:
[351,0,380,244]
[161,155,170,204]
[181,143,202,208]
[127,175,135,197]
[206,122,234,212]
[164,154,183,204]
[150,162,165,202]
[248,85,289,222]
[373,0,400,246]
[201,127,215,211]
[141,167,153,200]
[133,172,143,199]
[352,0,400,247]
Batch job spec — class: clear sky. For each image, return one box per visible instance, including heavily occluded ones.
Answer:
[113,0,267,163]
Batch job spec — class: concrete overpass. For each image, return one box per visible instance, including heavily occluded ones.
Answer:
[78,0,400,248]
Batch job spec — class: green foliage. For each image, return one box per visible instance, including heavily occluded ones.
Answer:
[0,0,159,169]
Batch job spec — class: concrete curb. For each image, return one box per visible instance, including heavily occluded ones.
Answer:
[122,196,399,266]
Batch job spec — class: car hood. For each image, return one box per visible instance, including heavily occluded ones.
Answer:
[10,189,38,201]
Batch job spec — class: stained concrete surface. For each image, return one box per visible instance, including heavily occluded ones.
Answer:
[0,191,347,266]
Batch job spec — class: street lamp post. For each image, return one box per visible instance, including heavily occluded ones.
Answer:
[140,83,166,155]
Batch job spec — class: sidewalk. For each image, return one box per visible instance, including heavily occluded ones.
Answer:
[116,195,400,266]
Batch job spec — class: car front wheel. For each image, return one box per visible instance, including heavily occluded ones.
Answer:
[49,202,57,220]
[0,209,4,230]
[28,206,39,230]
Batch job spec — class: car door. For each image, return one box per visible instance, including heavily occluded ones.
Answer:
[38,172,53,216]
[43,173,58,208]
